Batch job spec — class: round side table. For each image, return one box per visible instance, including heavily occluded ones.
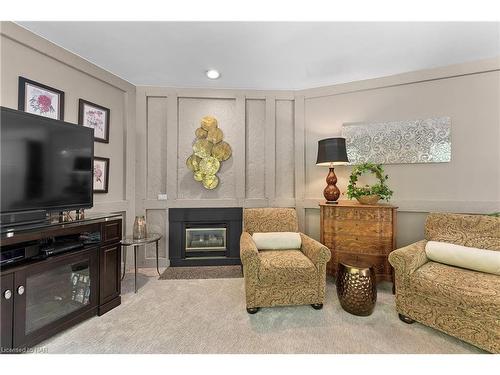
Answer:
[121,233,162,293]
[336,261,377,316]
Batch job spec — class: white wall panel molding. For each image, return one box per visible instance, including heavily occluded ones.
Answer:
[123,90,136,234]
[166,95,178,200]
[143,200,169,210]
[141,198,304,210]
[272,198,296,208]
[92,201,129,212]
[293,95,306,230]
[169,199,241,208]
[390,200,500,214]
[235,95,246,200]
[300,198,500,214]
[144,209,169,268]
[139,86,294,101]
[244,198,270,207]
[264,96,276,202]
[135,87,148,217]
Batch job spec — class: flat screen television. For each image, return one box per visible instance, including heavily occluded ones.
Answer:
[1,107,94,226]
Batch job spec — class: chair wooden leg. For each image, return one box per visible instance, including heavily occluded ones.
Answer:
[399,313,415,324]
[246,307,259,314]
[311,303,323,310]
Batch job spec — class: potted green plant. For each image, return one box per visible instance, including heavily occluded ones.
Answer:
[347,163,393,204]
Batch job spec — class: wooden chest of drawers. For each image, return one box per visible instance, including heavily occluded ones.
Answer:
[319,201,397,283]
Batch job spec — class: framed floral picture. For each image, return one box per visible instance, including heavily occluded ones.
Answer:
[79,99,110,143]
[18,77,64,120]
[93,157,110,193]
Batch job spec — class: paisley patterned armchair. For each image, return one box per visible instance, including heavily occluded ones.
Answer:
[240,208,331,313]
[389,213,500,353]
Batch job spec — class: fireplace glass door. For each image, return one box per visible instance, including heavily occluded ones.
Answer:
[185,227,227,253]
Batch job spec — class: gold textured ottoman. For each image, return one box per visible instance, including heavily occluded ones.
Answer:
[336,262,377,316]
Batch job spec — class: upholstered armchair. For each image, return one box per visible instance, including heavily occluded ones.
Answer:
[240,208,331,313]
[389,213,500,353]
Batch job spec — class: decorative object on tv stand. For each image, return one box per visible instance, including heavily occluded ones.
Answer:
[93,157,110,193]
[18,76,65,120]
[79,99,110,143]
[186,116,232,190]
[316,137,349,204]
[133,215,147,240]
[342,117,451,164]
[51,209,85,223]
[346,163,393,205]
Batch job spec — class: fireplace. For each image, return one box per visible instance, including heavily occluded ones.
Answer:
[169,207,242,266]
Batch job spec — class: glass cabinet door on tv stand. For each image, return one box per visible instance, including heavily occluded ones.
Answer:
[11,247,99,348]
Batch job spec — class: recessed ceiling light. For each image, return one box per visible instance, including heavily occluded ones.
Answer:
[206,69,220,80]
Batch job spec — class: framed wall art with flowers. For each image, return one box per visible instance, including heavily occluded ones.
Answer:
[18,77,65,120]
[79,99,110,143]
[93,156,109,193]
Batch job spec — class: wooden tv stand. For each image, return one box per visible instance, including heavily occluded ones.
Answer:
[0,213,122,352]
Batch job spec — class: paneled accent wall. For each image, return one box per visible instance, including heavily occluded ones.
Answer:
[136,88,295,267]
[136,58,500,268]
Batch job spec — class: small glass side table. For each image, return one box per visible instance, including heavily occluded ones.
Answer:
[121,233,162,293]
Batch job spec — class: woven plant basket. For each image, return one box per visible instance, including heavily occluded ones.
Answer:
[356,195,380,205]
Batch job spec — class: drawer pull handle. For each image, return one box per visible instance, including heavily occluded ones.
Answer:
[4,289,12,300]
[17,285,25,295]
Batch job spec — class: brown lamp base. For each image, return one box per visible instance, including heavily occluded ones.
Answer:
[324,201,339,204]
[323,167,340,203]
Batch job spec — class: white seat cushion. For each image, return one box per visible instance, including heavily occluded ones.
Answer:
[425,241,500,275]
[252,232,302,250]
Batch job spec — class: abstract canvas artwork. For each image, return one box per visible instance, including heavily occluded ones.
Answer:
[341,117,451,164]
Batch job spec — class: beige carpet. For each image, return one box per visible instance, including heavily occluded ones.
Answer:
[38,269,485,354]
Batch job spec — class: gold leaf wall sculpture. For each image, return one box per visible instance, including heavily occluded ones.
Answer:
[187,116,232,190]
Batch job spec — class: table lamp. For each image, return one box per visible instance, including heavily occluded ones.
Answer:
[316,137,349,204]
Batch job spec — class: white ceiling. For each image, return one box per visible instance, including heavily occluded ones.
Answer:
[17,22,500,90]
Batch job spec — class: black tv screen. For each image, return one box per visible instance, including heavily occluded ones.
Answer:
[1,107,94,215]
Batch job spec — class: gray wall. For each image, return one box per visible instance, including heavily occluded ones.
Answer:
[137,59,500,268]
[0,22,136,234]
[301,61,500,247]
[2,22,499,269]
[136,88,296,267]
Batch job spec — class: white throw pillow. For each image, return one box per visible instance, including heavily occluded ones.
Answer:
[425,241,500,276]
[252,232,302,250]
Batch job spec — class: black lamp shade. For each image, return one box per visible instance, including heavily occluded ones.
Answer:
[316,137,349,166]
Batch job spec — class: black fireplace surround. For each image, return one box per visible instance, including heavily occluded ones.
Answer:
[169,207,242,266]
